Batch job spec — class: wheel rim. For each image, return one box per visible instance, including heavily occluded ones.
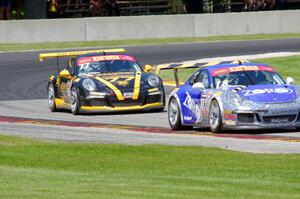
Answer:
[169,99,179,126]
[210,101,220,129]
[71,88,77,112]
[48,85,54,108]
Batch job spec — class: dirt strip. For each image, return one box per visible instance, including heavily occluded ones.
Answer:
[1,116,300,143]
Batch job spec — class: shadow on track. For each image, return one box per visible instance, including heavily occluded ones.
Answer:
[193,127,300,134]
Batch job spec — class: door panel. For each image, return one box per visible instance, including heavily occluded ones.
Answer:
[179,70,210,125]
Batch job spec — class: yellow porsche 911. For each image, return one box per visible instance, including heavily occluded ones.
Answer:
[39,48,165,114]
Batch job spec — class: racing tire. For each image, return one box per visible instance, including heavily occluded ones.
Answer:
[48,83,57,112]
[209,99,223,133]
[70,86,81,115]
[168,97,193,130]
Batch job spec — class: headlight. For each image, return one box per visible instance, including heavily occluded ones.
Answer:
[148,75,160,87]
[228,92,243,106]
[82,79,96,91]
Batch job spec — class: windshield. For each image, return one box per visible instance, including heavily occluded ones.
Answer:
[76,55,142,74]
[212,66,285,88]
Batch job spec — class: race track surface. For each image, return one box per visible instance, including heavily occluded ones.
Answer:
[1,39,300,153]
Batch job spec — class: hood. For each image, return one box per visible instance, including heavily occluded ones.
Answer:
[236,85,297,103]
[84,72,149,92]
[97,72,136,90]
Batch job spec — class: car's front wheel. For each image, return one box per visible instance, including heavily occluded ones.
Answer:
[209,99,222,133]
[168,97,193,130]
[48,83,57,112]
[71,86,81,115]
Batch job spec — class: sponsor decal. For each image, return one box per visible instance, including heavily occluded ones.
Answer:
[123,92,133,99]
[229,66,259,72]
[90,92,106,96]
[183,92,202,123]
[117,81,129,87]
[148,88,159,93]
[77,57,92,64]
[184,116,192,121]
[212,66,275,76]
[224,120,236,126]
[224,114,235,120]
[242,88,293,96]
[224,110,233,114]
[215,91,223,97]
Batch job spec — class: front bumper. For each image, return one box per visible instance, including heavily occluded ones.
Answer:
[80,102,164,112]
[79,90,164,112]
[223,102,300,129]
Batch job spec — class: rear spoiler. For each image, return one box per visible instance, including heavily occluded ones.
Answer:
[39,48,126,62]
[155,60,249,87]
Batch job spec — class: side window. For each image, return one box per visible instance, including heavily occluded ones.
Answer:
[190,70,210,88]
[200,71,209,88]
[189,72,200,85]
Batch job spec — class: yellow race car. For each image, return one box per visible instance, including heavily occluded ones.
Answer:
[40,48,165,114]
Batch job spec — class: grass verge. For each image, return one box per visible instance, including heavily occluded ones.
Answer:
[0,135,299,199]
[0,33,300,52]
[159,55,300,84]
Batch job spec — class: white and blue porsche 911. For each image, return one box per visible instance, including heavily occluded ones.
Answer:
[156,60,300,133]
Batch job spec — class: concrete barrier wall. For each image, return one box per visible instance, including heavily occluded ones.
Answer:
[0,18,86,43]
[85,15,194,41]
[193,10,300,36]
[0,10,299,43]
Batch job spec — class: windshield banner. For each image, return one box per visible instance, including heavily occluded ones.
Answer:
[212,66,275,76]
[77,55,136,65]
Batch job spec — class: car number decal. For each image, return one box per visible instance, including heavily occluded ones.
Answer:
[183,92,202,123]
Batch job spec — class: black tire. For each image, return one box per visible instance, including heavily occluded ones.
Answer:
[48,83,57,112]
[209,99,222,133]
[70,86,81,115]
[168,97,193,130]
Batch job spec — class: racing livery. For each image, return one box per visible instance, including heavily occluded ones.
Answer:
[156,61,300,132]
[40,49,165,114]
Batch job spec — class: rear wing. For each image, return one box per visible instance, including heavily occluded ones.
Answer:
[39,48,126,62]
[155,60,249,87]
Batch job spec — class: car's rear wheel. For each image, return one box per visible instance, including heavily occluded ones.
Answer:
[209,99,222,133]
[168,97,193,130]
[71,87,81,115]
[48,83,57,112]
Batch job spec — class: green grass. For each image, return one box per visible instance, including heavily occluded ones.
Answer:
[0,135,299,199]
[159,55,300,84]
[1,33,300,51]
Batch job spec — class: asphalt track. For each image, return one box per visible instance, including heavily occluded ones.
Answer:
[1,39,300,153]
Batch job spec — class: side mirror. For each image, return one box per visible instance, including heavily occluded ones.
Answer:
[59,69,72,79]
[286,77,294,85]
[143,65,153,72]
[192,82,205,91]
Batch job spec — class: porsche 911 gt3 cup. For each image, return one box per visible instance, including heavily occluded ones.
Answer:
[39,48,165,114]
[156,60,300,132]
